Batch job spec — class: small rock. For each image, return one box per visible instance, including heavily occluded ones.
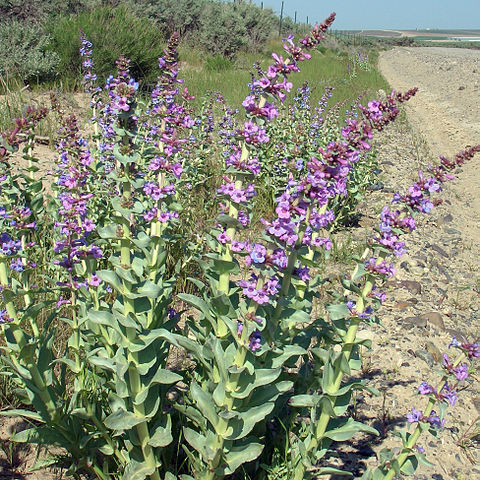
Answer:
[415,349,434,367]
[381,160,394,166]
[431,244,449,258]
[400,261,410,272]
[421,312,445,331]
[368,182,384,191]
[404,316,427,328]
[424,341,443,363]
[442,213,454,223]
[394,301,413,310]
[471,397,480,414]
[401,280,422,295]
[445,328,468,343]
[444,227,461,235]
[458,86,465,90]
[407,297,418,305]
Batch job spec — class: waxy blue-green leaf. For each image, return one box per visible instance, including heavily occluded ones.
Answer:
[248,381,293,407]
[12,426,66,445]
[177,293,214,323]
[230,368,282,399]
[97,224,119,239]
[400,454,418,475]
[224,403,275,440]
[0,409,43,422]
[97,270,124,293]
[148,415,174,448]
[104,409,146,431]
[183,428,216,462]
[224,439,264,473]
[269,345,307,369]
[137,280,162,299]
[323,418,378,442]
[123,459,156,480]
[88,309,124,336]
[327,303,350,321]
[191,383,219,430]
[316,467,353,476]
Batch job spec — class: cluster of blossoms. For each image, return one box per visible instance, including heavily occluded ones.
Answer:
[406,408,445,429]
[0,106,48,163]
[139,34,198,226]
[0,107,49,288]
[406,349,472,432]
[50,96,102,290]
[79,33,101,98]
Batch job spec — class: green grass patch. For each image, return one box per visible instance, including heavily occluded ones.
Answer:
[180,41,390,119]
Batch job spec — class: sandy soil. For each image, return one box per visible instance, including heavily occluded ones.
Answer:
[339,47,480,479]
[1,48,480,479]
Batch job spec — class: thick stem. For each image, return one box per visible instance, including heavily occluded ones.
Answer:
[305,252,377,455]
[119,180,161,480]
[0,260,57,421]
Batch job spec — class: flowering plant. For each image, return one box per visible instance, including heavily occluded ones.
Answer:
[0,13,478,480]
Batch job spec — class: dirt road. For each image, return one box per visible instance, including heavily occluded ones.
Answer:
[354,47,480,479]
[379,47,480,249]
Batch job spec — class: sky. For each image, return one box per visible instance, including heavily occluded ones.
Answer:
[243,1,480,30]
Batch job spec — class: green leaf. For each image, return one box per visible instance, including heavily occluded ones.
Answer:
[104,409,146,431]
[289,394,320,408]
[137,280,162,299]
[323,418,378,442]
[98,224,119,239]
[400,454,418,475]
[0,409,43,422]
[191,382,219,429]
[123,459,156,480]
[224,439,264,473]
[231,368,282,399]
[224,403,275,440]
[149,416,173,448]
[316,467,353,476]
[270,345,307,369]
[177,293,214,322]
[327,303,350,321]
[183,427,215,462]
[97,270,123,292]
[12,427,65,445]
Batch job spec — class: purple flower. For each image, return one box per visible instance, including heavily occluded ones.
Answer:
[407,408,422,423]
[418,382,435,395]
[249,331,262,351]
[217,232,231,244]
[88,273,101,287]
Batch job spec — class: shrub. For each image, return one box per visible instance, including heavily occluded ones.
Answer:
[130,0,206,40]
[0,20,60,83]
[231,3,277,52]
[46,4,165,84]
[195,2,247,59]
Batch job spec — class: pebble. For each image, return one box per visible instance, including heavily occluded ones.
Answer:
[424,341,443,363]
[403,316,428,328]
[368,182,384,191]
[401,280,422,295]
[414,349,434,367]
[421,312,445,331]
[431,244,449,258]
[471,397,480,414]
[444,227,462,235]
[445,328,468,343]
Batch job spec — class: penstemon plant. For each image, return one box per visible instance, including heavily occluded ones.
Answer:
[0,12,479,480]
